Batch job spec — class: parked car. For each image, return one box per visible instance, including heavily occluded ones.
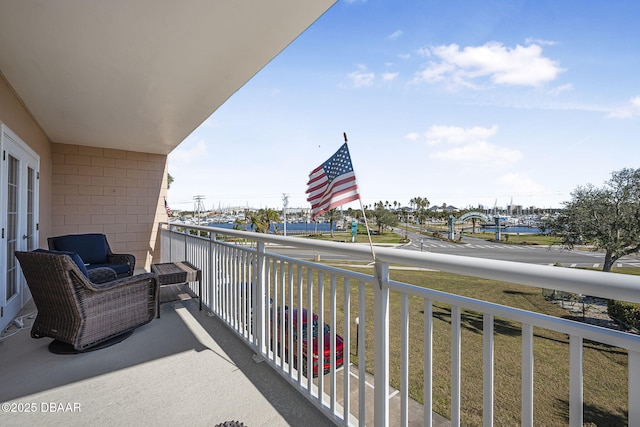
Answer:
[273,307,344,377]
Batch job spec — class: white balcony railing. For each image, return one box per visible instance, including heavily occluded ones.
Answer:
[159,223,640,427]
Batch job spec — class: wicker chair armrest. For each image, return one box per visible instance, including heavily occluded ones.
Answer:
[88,267,118,284]
[88,272,157,291]
[107,253,136,275]
[107,253,135,265]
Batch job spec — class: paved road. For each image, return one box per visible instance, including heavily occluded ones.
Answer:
[272,228,640,269]
[400,228,640,268]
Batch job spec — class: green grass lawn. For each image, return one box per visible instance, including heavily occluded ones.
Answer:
[282,263,632,426]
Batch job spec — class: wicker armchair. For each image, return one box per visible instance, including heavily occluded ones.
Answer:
[15,250,158,352]
[48,233,135,278]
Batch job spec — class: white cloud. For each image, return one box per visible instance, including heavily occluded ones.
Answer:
[431,140,522,163]
[404,132,421,141]
[608,96,640,118]
[417,47,431,57]
[388,30,403,40]
[425,125,498,146]
[547,83,573,96]
[423,125,522,164]
[524,37,557,46]
[414,42,564,88]
[348,65,375,88]
[382,72,399,81]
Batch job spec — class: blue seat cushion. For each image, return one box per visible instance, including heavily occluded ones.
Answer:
[87,263,129,276]
[52,233,109,264]
[34,249,89,278]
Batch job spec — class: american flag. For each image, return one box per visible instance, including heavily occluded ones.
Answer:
[164,198,171,217]
[306,143,360,221]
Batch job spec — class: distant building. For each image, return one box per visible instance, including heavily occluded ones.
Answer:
[428,205,459,213]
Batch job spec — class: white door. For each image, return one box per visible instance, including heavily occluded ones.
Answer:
[0,124,39,332]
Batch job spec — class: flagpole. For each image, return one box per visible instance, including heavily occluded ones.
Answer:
[358,199,377,262]
[306,133,381,285]
[343,132,378,268]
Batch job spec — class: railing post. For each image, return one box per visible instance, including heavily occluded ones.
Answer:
[483,314,494,427]
[374,261,390,427]
[630,350,640,427]
[522,323,534,427]
[255,242,266,356]
[209,232,216,314]
[569,335,583,427]
[451,305,461,426]
[183,227,188,262]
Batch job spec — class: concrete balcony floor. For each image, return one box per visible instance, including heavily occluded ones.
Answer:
[1,297,332,426]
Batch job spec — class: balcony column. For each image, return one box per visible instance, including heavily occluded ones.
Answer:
[374,261,390,427]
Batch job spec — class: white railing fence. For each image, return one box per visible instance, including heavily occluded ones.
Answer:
[159,223,640,427]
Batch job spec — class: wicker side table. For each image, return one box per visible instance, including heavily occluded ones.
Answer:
[151,261,202,318]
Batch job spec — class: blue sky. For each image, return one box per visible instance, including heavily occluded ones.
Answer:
[168,0,640,213]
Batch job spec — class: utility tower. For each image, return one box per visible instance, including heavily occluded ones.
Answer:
[193,195,205,225]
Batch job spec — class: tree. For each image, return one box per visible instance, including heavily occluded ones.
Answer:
[324,208,340,237]
[246,211,264,233]
[410,196,430,232]
[245,209,280,233]
[371,201,398,234]
[261,208,280,234]
[545,168,640,271]
[233,217,245,231]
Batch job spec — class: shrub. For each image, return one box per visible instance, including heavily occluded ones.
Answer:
[607,300,640,330]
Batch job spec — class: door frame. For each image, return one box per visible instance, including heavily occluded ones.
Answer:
[0,123,39,332]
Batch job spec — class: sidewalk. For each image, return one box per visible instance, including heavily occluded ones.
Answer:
[333,363,451,426]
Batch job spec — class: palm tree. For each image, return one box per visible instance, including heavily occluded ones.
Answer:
[325,208,339,237]
[233,217,245,231]
[411,196,430,232]
[246,212,262,232]
[261,208,280,234]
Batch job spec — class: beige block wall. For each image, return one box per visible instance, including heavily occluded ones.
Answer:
[0,73,53,245]
[1,71,169,271]
[51,143,169,270]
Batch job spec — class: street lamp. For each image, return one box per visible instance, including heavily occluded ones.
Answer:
[282,193,289,236]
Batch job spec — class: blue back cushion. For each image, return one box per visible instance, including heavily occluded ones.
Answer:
[34,249,89,278]
[52,233,108,264]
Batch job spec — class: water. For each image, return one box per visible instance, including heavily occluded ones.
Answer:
[472,226,543,234]
[208,222,544,234]
[202,220,543,234]
[207,221,336,233]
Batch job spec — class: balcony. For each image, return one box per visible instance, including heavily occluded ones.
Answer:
[3,223,640,426]
[1,295,331,426]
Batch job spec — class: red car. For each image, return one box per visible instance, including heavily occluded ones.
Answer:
[274,308,344,377]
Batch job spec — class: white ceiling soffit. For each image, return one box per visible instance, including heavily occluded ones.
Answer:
[0,1,336,154]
